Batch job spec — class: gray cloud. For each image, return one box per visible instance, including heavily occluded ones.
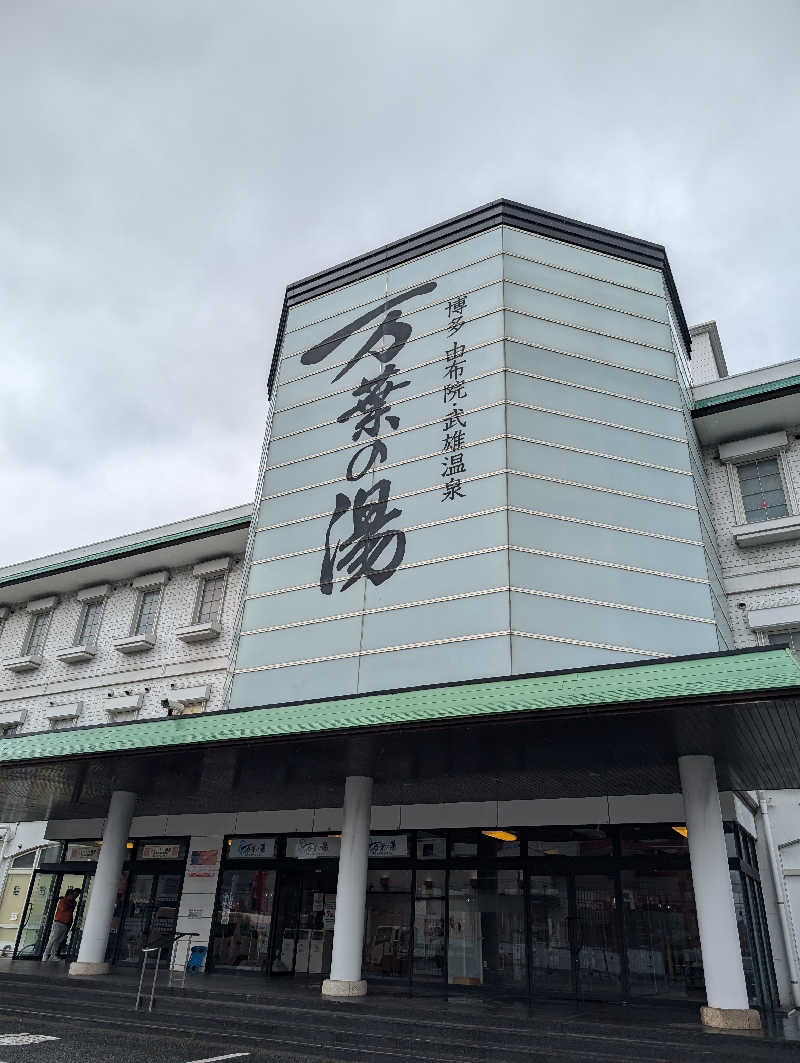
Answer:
[1,0,798,562]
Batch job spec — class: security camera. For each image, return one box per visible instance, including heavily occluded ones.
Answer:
[161,698,185,717]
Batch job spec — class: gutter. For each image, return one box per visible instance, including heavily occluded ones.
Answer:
[758,791,800,1009]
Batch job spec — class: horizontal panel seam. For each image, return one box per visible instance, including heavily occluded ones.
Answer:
[261,434,505,502]
[241,586,508,634]
[506,335,675,382]
[270,390,685,448]
[239,581,712,639]
[233,629,668,674]
[275,338,502,412]
[510,587,715,623]
[284,244,502,334]
[255,467,697,537]
[245,544,509,598]
[502,276,667,326]
[279,306,503,373]
[283,270,669,363]
[507,434,691,477]
[505,367,680,412]
[507,506,703,546]
[251,505,703,566]
[234,630,511,673]
[506,401,685,444]
[509,545,709,583]
[245,539,707,600]
[282,276,501,356]
[510,632,664,658]
[271,383,504,443]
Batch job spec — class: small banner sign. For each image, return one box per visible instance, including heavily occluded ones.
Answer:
[66,843,100,862]
[229,837,276,860]
[139,843,184,861]
[188,848,221,877]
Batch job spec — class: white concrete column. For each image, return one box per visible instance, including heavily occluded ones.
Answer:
[322,774,372,998]
[678,756,760,1029]
[70,790,136,976]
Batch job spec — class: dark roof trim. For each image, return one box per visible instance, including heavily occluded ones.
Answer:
[692,380,800,419]
[0,516,251,591]
[268,199,690,396]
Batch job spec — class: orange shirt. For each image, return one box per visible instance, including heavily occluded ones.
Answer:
[53,896,76,925]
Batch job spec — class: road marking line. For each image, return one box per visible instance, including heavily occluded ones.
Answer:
[0,1034,59,1045]
[183,1054,246,1063]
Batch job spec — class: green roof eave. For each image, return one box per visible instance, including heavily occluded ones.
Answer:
[694,373,800,411]
[2,649,800,767]
[0,514,251,589]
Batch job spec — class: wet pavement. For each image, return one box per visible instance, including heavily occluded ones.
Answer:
[1,958,800,1061]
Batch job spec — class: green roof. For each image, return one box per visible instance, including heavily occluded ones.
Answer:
[0,514,250,588]
[695,373,800,410]
[2,650,799,766]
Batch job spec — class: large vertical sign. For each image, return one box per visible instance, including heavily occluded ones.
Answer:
[231,215,725,710]
[301,283,437,596]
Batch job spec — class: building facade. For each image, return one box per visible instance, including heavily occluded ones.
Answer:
[2,202,800,1030]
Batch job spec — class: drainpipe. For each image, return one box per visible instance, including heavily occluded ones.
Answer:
[758,792,800,1009]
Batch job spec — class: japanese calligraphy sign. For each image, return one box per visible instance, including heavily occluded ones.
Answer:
[300,282,437,596]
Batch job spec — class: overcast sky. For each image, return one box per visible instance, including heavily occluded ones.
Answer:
[1,0,798,565]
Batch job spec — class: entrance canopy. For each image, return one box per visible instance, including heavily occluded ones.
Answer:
[2,648,800,822]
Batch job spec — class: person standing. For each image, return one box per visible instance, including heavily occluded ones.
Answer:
[42,887,80,962]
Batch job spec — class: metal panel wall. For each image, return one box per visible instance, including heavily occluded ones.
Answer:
[230,222,726,709]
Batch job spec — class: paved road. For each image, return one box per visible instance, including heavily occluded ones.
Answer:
[0,1008,327,1063]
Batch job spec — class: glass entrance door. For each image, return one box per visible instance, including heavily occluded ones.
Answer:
[573,873,622,999]
[529,874,572,997]
[14,872,92,961]
[115,871,182,965]
[529,871,622,1000]
[271,869,337,977]
[447,868,526,990]
[14,872,59,958]
[211,869,276,971]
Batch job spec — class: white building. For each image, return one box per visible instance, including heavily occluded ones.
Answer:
[1,202,800,1031]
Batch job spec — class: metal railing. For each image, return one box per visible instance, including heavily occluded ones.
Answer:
[134,932,199,1012]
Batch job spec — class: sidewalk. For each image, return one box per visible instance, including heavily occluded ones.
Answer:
[3,956,800,1057]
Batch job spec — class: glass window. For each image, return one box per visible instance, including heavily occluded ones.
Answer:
[529,874,572,997]
[768,630,800,654]
[363,869,411,979]
[11,851,37,870]
[413,869,445,982]
[449,830,520,859]
[573,873,623,998]
[738,458,788,523]
[529,827,614,858]
[730,870,757,1003]
[621,868,703,999]
[416,831,447,860]
[448,868,526,988]
[196,575,225,625]
[619,826,688,856]
[134,589,161,637]
[77,601,103,644]
[212,869,276,971]
[25,612,50,657]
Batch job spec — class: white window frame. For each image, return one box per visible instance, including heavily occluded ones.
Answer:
[22,609,53,658]
[192,571,228,626]
[726,450,797,526]
[130,586,163,638]
[74,598,105,647]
